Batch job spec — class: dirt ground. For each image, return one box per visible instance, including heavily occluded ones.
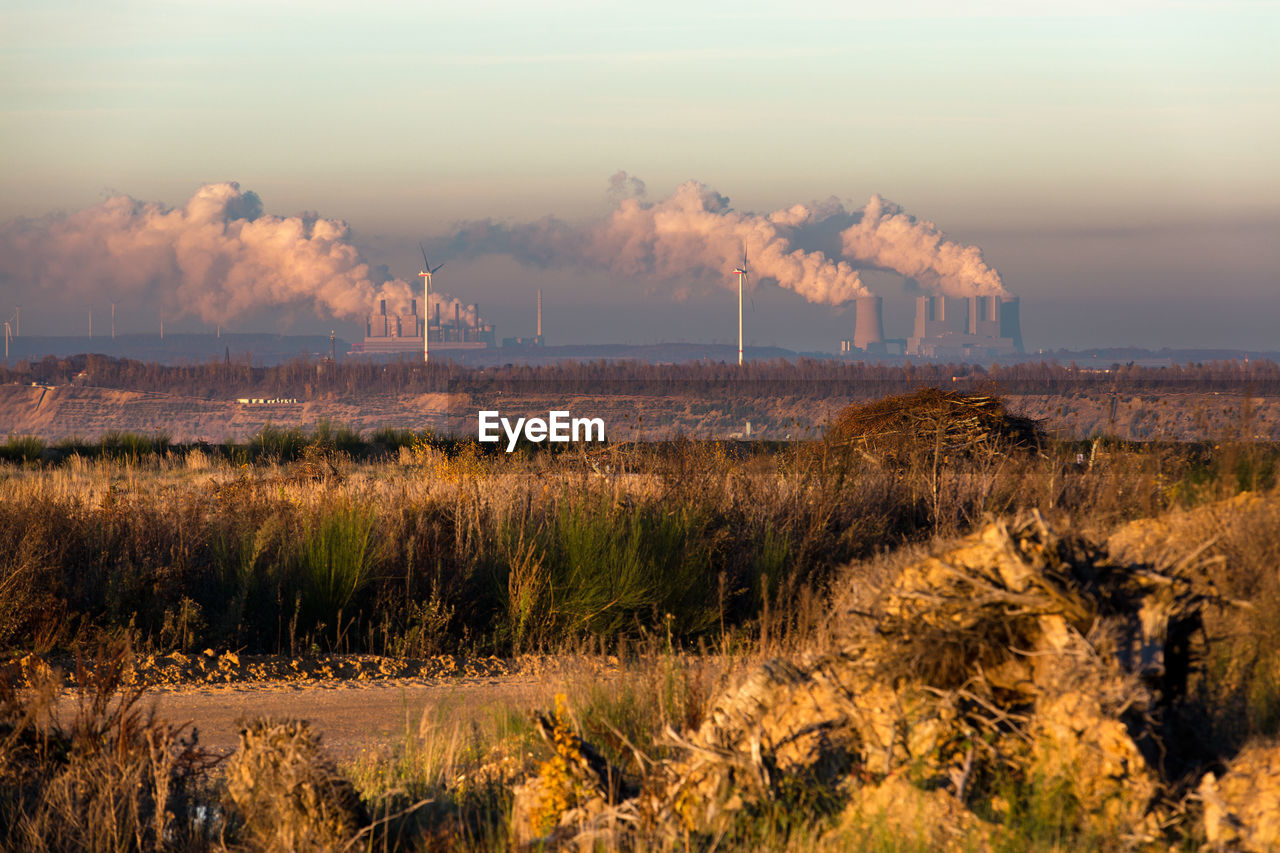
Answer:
[56,676,561,761]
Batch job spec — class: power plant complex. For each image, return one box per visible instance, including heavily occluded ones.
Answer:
[348,298,497,356]
[349,288,1021,361]
[842,294,1023,358]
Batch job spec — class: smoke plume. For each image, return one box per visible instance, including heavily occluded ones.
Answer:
[442,175,1005,304]
[0,182,476,328]
[839,194,1005,297]
[446,176,869,305]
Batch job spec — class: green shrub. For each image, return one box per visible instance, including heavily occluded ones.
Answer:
[250,424,307,462]
[298,504,378,641]
[0,435,45,464]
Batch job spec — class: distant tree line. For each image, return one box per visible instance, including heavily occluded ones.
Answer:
[3,353,1279,400]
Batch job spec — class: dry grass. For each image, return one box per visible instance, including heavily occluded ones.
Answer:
[0,403,1272,663]
[1,394,1279,849]
[0,639,219,851]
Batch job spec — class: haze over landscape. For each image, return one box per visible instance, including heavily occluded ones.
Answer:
[1,0,1276,352]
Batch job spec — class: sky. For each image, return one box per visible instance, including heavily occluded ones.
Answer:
[1,0,1277,352]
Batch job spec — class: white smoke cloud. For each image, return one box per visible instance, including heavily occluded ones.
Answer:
[446,175,869,305]
[0,182,477,328]
[839,194,1006,297]
[441,175,1006,305]
[0,178,1005,334]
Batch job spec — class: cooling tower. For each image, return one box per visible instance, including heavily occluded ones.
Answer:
[999,296,1024,353]
[853,296,885,351]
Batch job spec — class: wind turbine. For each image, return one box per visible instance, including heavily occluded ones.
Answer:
[3,320,11,359]
[417,243,444,364]
[732,244,748,366]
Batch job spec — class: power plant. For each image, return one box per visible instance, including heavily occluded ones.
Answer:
[349,298,497,356]
[842,295,1023,358]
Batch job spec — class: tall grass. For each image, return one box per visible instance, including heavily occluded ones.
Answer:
[0,641,220,851]
[298,503,378,646]
[0,435,45,464]
[543,495,715,639]
[0,420,1275,660]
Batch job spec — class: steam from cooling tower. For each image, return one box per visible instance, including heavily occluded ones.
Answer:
[0,182,476,328]
[840,194,1006,297]
[441,174,1006,305]
[446,174,870,305]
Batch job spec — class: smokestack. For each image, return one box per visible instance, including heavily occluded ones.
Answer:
[379,299,386,316]
[454,303,460,341]
[853,296,885,351]
[537,289,542,337]
[411,298,417,316]
[999,296,1024,353]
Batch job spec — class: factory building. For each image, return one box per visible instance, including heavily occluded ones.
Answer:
[841,294,1023,358]
[349,298,495,356]
[906,295,1022,357]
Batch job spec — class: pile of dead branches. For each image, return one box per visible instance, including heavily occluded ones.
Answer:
[511,511,1237,849]
[825,389,1043,464]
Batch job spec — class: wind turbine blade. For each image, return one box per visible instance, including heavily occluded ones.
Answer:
[419,242,431,270]
[432,262,445,274]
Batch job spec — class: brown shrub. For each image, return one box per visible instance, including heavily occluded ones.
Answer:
[223,717,369,852]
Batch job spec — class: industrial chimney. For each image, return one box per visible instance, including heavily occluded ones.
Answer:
[537,289,542,338]
[999,296,1024,353]
[853,296,885,352]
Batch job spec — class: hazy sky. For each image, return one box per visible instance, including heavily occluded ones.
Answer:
[1,0,1277,351]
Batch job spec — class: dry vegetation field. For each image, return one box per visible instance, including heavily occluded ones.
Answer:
[3,389,1280,850]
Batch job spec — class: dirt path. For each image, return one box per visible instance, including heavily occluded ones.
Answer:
[129,676,561,761]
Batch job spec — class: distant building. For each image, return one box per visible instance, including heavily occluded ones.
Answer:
[349,298,495,357]
[905,295,1023,358]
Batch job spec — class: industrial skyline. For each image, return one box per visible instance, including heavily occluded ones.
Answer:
[0,1,1276,352]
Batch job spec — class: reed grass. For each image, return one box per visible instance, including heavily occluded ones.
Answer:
[0,419,1274,660]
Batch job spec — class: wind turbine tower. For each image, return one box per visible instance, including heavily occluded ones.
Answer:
[418,243,444,364]
[732,246,749,366]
